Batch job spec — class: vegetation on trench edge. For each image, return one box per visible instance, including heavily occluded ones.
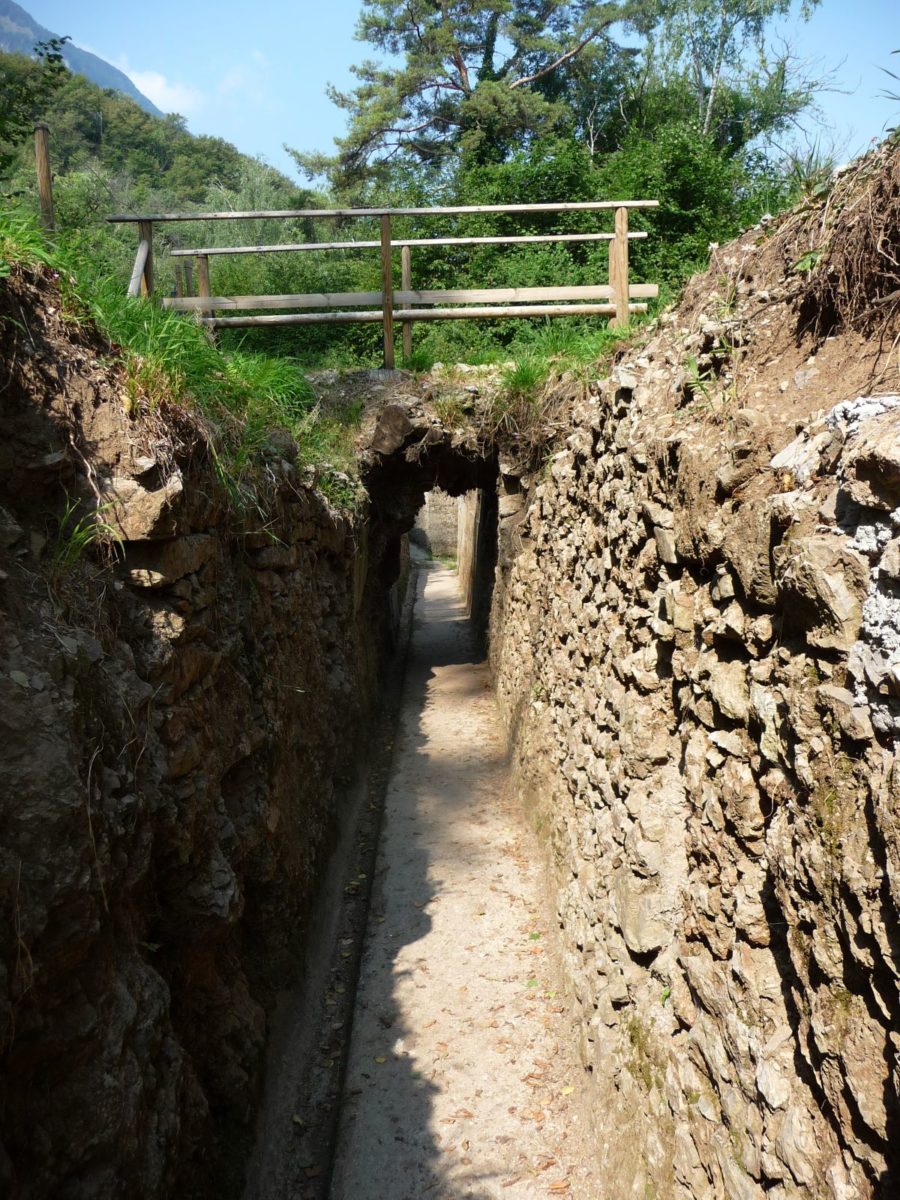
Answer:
[0,208,365,512]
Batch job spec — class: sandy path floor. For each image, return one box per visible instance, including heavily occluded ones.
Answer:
[329,565,598,1200]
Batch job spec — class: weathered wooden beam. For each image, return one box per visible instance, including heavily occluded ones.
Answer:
[107,200,660,223]
[162,284,659,312]
[138,220,154,296]
[168,231,649,257]
[34,124,54,231]
[380,214,395,370]
[400,284,657,305]
[196,254,211,317]
[401,244,413,360]
[205,303,649,329]
[163,291,384,311]
[127,238,151,298]
[609,206,630,330]
[385,303,649,323]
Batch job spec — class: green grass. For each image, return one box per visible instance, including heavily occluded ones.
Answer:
[51,497,122,576]
[0,210,56,277]
[0,208,365,509]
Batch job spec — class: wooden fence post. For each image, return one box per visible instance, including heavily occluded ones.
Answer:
[174,263,184,297]
[34,124,54,231]
[138,220,154,295]
[183,260,194,296]
[609,205,629,329]
[380,215,395,370]
[196,254,211,316]
[400,244,413,361]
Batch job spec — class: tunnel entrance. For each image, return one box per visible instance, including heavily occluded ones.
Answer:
[411,487,499,650]
[359,398,503,658]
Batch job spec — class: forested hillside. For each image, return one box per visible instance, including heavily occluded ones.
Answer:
[0,0,161,113]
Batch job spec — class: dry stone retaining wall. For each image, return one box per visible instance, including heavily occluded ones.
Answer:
[490,356,900,1199]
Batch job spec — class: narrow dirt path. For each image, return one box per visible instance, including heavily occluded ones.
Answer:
[329,564,598,1200]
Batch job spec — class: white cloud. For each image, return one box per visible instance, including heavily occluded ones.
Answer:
[114,56,205,116]
[127,69,205,115]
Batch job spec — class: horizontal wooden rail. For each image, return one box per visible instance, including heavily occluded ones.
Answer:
[113,197,660,365]
[205,302,648,329]
[107,200,659,223]
[162,283,658,313]
[168,231,649,257]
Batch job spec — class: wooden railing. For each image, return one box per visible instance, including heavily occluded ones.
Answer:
[108,201,660,368]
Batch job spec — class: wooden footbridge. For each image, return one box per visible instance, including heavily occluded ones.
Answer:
[108,200,660,368]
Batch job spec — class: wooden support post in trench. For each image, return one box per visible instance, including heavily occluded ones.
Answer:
[380,215,395,370]
[34,124,55,231]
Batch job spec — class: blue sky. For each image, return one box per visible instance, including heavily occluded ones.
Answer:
[22,0,900,178]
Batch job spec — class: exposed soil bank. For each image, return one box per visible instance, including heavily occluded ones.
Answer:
[0,266,397,1199]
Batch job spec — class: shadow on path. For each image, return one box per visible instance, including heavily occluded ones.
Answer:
[329,562,593,1200]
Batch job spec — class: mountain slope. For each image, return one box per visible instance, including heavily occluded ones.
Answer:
[0,0,162,115]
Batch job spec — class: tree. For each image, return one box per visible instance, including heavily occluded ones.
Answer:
[289,0,655,186]
[0,39,70,179]
[651,0,822,144]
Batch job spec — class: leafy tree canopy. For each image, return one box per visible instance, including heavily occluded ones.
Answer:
[650,0,822,143]
[0,37,68,178]
[289,0,657,186]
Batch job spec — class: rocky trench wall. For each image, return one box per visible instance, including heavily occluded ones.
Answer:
[489,367,900,1199]
[0,273,397,1200]
[414,488,459,557]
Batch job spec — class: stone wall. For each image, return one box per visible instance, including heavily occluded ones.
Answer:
[0,267,394,1199]
[490,355,900,1198]
[414,488,459,556]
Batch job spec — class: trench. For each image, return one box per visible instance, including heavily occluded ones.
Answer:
[242,466,598,1199]
[6,249,899,1199]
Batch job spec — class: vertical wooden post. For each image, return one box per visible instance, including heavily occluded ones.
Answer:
[196,254,211,316]
[380,214,395,370]
[34,124,54,231]
[183,260,194,296]
[400,244,413,361]
[174,263,184,298]
[609,205,629,329]
[138,220,154,296]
